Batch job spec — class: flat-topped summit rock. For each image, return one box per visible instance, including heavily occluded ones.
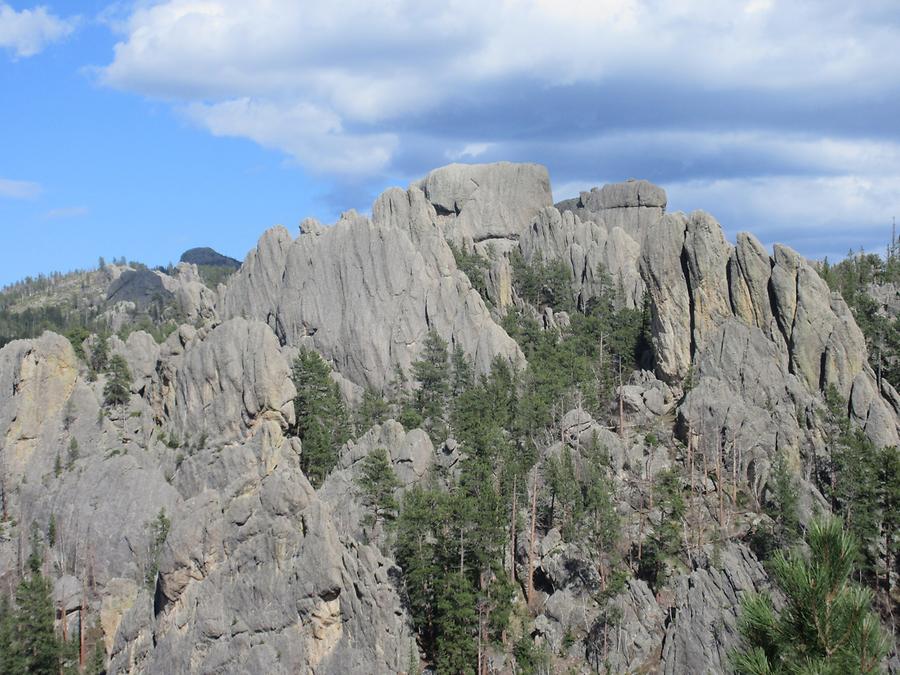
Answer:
[414,161,552,250]
[557,177,667,241]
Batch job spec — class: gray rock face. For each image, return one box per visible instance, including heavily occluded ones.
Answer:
[519,206,644,309]
[660,544,769,674]
[679,319,815,500]
[109,421,415,675]
[728,232,776,337]
[159,263,219,326]
[414,162,552,246]
[643,217,864,386]
[169,318,296,445]
[640,213,693,382]
[849,372,900,448]
[557,178,666,241]
[220,190,524,391]
[771,247,867,398]
[319,420,434,543]
[0,332,79,481]
[0,328,415,674]
[642,212,898,452]
[110,331,160,395]
[682,211,733,352]
[107,270,174,308]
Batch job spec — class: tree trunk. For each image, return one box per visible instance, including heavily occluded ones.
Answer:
[527,470,538,609]
[731,434,738,505]
[716,435,724,527]
[79,591,85,667]
[510,474,517,584]
[617,359,624,438]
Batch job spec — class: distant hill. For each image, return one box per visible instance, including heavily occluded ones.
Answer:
[179,247,241,269]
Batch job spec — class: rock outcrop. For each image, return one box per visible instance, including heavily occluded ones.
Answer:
[660,544,770,675]
[169,318,296,445]
[0,161,896,675]
[642,215,845,386]
[109,422,415,674]
[557,178,666,241]
[641,208,899,462]
[414,162,552,249]
[220,195,524,391]
[0,332,79,481]
[519,206,645,309]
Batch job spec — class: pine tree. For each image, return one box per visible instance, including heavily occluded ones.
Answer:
[434,571,477,674]
[395,485,445,657]
[874,445,899,607]
[291,348,350,487]
[731,518,889,674]
[356,448,401,528]
[67,438,79,469]
[89,334,109,378]
[0,592,20,675]
[582,454,621,593]
[145,509,171,589]
[412,330,450,443]
[103,354,132,407]
[356,388,389,433]
[768,449,800,548]
[450,345,474,399]
[85,640,108,675]
[11,530,61,674]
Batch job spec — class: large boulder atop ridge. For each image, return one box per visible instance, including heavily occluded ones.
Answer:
[415,162,552,247]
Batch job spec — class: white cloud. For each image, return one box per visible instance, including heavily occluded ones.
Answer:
[446,143,494,161]
[184,98,397,175]
[667,174,900,258]
[99,1,900,173]
[0,177,41,199]
[96,0,900,255]
[0,3,76,58]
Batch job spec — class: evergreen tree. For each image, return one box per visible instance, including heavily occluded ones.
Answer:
[356,388,390,433]
[291,348,350,487]
[85,640,108,675]
[768,449,800,548]
[545,447,580,534]
[448,242,490,302]
[89,334,109,377]
[582,453,621,593]
[0,593,19,675]
[434,571,477,675]
[103,354,132,407]
[450,345,474,399]
[356,448,401,528]
[875,445,899,606]
[145,508,171,589]
[67,438,79,469]
[731,518,889,674]
[395,485,445,656]
[10,531,61,674]
[412,330,450,443]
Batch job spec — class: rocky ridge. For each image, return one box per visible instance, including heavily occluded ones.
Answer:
[0,162,896,674]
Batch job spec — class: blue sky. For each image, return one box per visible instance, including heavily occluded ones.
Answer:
[1,1,899,287]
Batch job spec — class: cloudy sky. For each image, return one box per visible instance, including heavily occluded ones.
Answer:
[1,0,899,285]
